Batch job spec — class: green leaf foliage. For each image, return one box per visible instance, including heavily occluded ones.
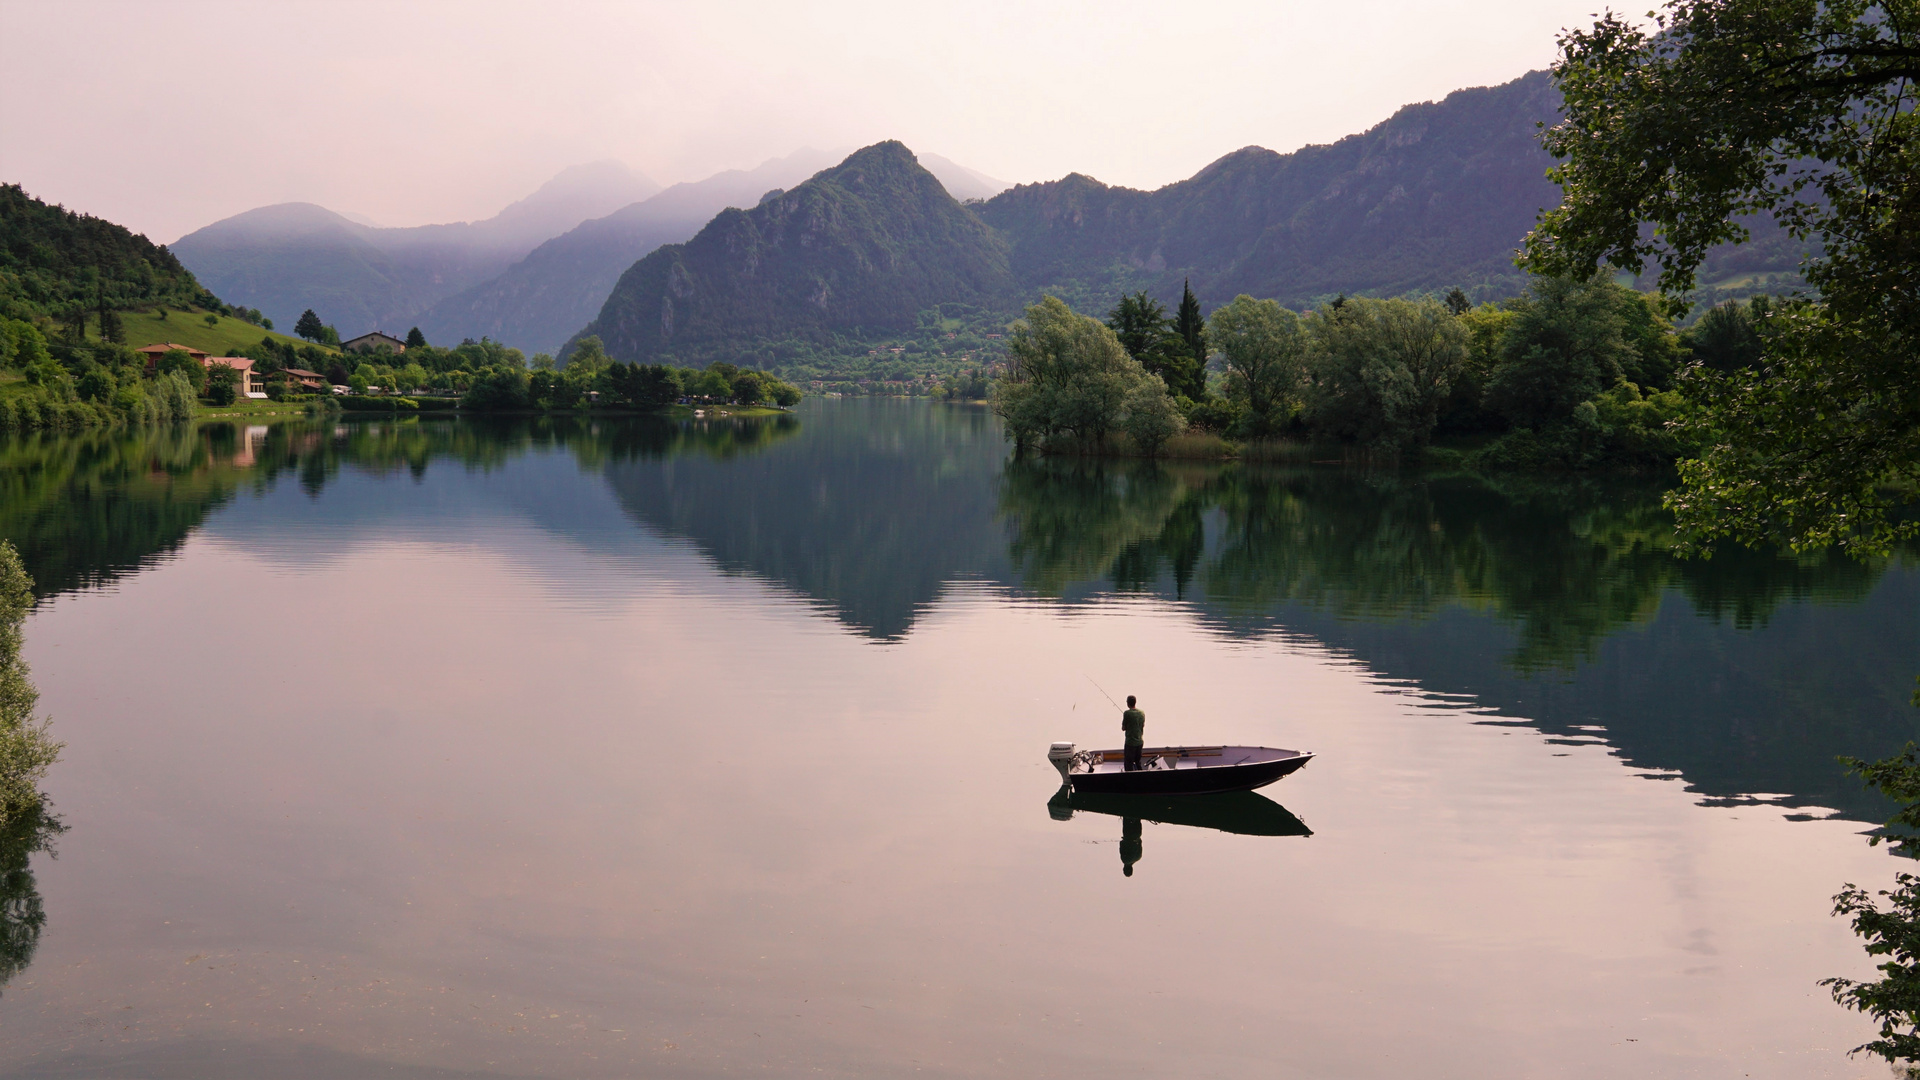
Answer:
[1524,0,1920,552]
[0,184,220,323]
[1303,296,1468,449]
[992,296,1183,453]
[0,541,59,821]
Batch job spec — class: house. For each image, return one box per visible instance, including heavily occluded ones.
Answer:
[135,342,209,372]
[342,331,407,354]
[281,367,328,391]
[203,357,267,398]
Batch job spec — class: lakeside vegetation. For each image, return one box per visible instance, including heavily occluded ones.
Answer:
[0,541,59,821]
[990,273,1730,471]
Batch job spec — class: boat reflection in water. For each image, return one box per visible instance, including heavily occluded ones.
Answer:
[1047,786,1311,877]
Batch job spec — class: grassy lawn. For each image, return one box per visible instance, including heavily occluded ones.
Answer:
[667,403,792,419]
[195,399,331,421]
[108,309,336,359]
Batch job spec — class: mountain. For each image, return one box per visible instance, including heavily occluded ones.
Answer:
[575,142,1016,364]
[918,155,1010,202]
[976,71,1563,311]
[411,150,839,356]
[0,183,221,320]
[170,161,658,336]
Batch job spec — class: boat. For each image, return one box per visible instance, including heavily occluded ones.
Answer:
[1048,742,1313,795]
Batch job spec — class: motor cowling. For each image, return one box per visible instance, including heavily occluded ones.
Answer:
[1048,741,1076,782]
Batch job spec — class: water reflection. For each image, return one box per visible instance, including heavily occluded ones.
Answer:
[1048,786,1312,876]
[3,402,1915,825]
[1000,456,1885,672]
[0,805,64,996]
[0,414,800,599]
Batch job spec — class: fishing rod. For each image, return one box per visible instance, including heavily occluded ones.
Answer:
[1084,674,1120,710]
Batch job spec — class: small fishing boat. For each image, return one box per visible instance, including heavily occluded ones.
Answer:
[1049,742,1313,795]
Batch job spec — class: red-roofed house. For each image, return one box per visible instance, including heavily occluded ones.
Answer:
[203,357,267,398]
[135,342,209,373]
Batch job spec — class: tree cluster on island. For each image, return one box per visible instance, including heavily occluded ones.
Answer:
[993,269,1742,470]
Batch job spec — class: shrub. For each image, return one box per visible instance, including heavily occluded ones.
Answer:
[0,542,60,821]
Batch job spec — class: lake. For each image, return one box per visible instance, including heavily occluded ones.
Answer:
[0,398,1914,1078]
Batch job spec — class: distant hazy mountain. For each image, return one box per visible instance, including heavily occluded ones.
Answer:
[918,155,1010,202]
[170,160,659,335]
[578,142,1014,363]
[411,149,840,356]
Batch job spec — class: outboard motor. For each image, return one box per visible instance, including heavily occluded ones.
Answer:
[1049,742,1077,783]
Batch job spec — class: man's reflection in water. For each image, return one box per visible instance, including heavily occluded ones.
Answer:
[1049,785,1311,881]
[1121,816,1142,877]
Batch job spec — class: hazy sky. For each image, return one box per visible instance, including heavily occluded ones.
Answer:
[3,0,1605,243]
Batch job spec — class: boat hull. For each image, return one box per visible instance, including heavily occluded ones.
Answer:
[1066,746,1312,796]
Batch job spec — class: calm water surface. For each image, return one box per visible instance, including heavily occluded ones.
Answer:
[0,400,1916,1078]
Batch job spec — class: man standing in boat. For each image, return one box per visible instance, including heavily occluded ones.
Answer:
[1122,695,1145,771]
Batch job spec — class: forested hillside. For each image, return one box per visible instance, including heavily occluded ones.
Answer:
[0,184,221,320]
[978,72,1562,311]
[577,142,1017,365]
[566,70,1807,390]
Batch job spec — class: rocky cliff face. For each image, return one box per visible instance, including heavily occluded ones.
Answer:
[576,142,1015,363]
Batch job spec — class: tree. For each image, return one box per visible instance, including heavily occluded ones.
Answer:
[204,362,239,406]
[156,349,207,394]
[994,295,1182,451]
[294,309,324,342]
[75,365,116,403]
[1684,297,1766,374]
[1107,292,1203,401]
[0,541,60,821]
[1483,275,1635,430]
[405,327,427,349]
[769,382,801,408]
[1444,287,1471,316]
[95,282,123,344]
[1208,295,1308,435]
[1524,0,1920,553]
[1174,280,1208,393]
[202,313,218,329]
[460,369,530,411]
[1305,297,1469,448]
[731,372,764,405]
[1824,746,1920,1063]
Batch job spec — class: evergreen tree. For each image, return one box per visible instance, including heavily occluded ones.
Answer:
[94,282,122,344]
[1175,280,1208,393]
[1107,291,1204,400]
[405,327,427,349]
[294,309,324,342]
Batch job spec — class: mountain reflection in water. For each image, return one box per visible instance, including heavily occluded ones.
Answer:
[3,400,1915,828]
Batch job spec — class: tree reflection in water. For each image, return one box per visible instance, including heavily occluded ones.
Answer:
[0,803,64,995]
[0,414,801,601]
[999,455,1888,672]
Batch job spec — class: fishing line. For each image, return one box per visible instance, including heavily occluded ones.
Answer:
[1084,674,1120,710]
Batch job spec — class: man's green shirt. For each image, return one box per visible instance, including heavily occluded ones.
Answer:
[1121,707,1145,748]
